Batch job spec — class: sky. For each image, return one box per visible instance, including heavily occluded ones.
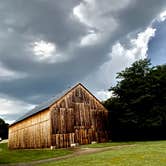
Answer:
[0,0,166,124]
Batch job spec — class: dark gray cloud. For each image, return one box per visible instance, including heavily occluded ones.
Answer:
[0,0,166,123]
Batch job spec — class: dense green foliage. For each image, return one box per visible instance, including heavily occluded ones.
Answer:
[0,143,72,164]
[104,59,166,140]
[39,141,166,166]
[0,118,8,139]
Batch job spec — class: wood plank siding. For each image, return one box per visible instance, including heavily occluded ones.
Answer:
[8,109,51,149]
[8,83,109,149]
[50,84,109,148]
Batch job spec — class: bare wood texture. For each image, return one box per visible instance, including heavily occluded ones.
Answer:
[50,84,109,148]
[8,109,51,149]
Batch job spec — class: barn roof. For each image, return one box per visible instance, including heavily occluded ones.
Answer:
[11,84,79,126]
[10,83,105,126]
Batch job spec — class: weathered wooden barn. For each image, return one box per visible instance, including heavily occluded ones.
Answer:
[8,83,109,149]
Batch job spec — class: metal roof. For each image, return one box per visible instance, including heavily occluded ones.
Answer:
[11,86,74,126]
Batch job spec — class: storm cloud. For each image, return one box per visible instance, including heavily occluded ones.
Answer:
[0,0,166,123]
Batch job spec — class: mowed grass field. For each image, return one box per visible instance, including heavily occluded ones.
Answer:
[0,140,165,165]
[0,143,72,164]
[39,141,166,166]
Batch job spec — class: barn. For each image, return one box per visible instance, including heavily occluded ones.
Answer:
[8,83,109,149]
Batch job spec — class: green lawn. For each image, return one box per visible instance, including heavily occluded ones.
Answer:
[39,141,166,166]
[80,141,134,148]
[0,143,72,164]
[0,141,165,165]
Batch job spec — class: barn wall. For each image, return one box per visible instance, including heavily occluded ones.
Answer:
[50,85,109,148]
[8,109,51,149]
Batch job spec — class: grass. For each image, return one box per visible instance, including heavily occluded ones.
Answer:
[0,141,165,165]
[80,141,134,148]
[0,143,72,164]
[39,140,166,166]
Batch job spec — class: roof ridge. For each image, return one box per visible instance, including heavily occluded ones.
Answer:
[10,83,81,126]
[10,83,101,126]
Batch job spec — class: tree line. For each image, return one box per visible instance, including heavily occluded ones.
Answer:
[104,59,166,141]
[0,118,8,140]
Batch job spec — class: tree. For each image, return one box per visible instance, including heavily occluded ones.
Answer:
[0,118,8,139]
[104,59,166,140]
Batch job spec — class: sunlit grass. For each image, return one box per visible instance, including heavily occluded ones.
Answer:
[39,141,166,166]
[0,143,72,164]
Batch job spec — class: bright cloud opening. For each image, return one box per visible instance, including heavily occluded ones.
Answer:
[159,10,166,22]
[33,40,56,60]
[95,90,112,101]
